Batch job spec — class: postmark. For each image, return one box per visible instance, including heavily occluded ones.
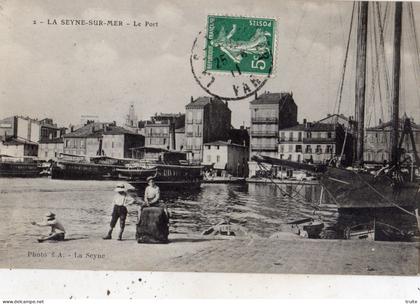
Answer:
[190,15,277,100]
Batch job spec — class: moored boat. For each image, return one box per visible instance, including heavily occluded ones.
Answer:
[117,147,203,190]
[0,155,42,177]
[51,153,135,180]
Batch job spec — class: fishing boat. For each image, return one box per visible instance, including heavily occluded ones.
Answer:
[253,2,420,212]
[344,222,375,240]
[287,218,325,239]
[51,153,134,180]
[0,155,42,177]
[117,147,203,190]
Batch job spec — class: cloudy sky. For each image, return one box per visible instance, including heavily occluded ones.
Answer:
[0,0,419,128]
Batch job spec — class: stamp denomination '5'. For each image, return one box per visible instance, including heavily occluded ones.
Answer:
[205,15,276,75]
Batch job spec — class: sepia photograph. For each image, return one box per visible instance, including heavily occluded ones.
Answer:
[0,0,419,295]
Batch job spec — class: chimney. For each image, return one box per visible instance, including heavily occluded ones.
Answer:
[228,139,232,144]
[70,126,74,132]
[379,118,382,125]
[190,96,194,103]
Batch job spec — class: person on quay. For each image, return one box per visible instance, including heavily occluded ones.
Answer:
[137,176,161,223]
[103,183,137,241]
[144,176,160,206]
[136,176,169,243]
[31,212,66,242]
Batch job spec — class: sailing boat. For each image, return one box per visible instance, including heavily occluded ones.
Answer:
[253,2,420,213]
[319,2,420,211]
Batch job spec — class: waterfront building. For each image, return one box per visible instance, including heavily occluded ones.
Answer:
[0,138,38,159]
[0,116,42,158]
[278,121,347,164]
[63,122,144,158]
[317,113,352,129]
[202,140,249,177]
[144,113,185,150]
[364,117,420,163]
[39,118,66,140]
[248,92,298,177]
[185,96,231,163]
[38,138,64,161]
[0,116,41,143]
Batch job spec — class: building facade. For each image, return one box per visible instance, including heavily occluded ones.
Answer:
[248,92,298,177]
[38,138,64,161]
[279,122,344,164]
[185,97,231,162]
[175,127,185,151]
[364,118,420,163]
[0,116,42,158]
[0,138,38,158]
[202,140,249,177]
[144,113,185,150]
[63,122,144,158]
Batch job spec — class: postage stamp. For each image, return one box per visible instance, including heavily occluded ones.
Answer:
[205,15,276,75]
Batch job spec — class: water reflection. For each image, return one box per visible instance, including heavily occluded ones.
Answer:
[0,178,417,244]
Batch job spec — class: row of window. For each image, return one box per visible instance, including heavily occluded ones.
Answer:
[279,144,333,154]
[65,140,121,149]
[279,131,333,141]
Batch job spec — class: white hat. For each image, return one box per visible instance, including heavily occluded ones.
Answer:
[114,183,135,192]
[45,211,55,219]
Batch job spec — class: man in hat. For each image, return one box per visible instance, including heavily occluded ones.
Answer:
[103,183,137,241]
[31,212,66,242]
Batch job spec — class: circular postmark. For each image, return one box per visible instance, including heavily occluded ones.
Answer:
[190,16,276,101]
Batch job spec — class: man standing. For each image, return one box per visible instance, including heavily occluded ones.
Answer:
[31,212,66,242]
[103,183,137,241]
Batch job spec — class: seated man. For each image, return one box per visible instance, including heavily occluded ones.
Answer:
[31,212,66,242]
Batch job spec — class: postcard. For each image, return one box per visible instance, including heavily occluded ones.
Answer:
[0,0,419,277]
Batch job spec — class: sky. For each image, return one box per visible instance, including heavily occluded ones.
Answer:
[0,0,420,128]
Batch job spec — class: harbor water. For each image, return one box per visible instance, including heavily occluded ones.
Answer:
[0,178,416,249]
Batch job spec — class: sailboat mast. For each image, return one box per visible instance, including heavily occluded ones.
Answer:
[391,2,403,165]
[355,1,368,165]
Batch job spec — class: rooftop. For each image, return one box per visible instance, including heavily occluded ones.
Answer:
[280,123,336,132]
[39,138,64,144]
[250,92,294,105]
[186,96,228,109]
[63,123,138,138]
[1,137,38,146]
[204,140,246,148]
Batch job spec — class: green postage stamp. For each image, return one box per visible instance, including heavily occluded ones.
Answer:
[205,15,276,75]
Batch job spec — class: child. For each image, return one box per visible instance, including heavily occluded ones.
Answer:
[31,212,66,242]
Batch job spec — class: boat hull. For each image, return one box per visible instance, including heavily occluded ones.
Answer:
[320,167,420,209]
[119,164,203,190]
[0,162,42,178]
[51,161,123,180]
